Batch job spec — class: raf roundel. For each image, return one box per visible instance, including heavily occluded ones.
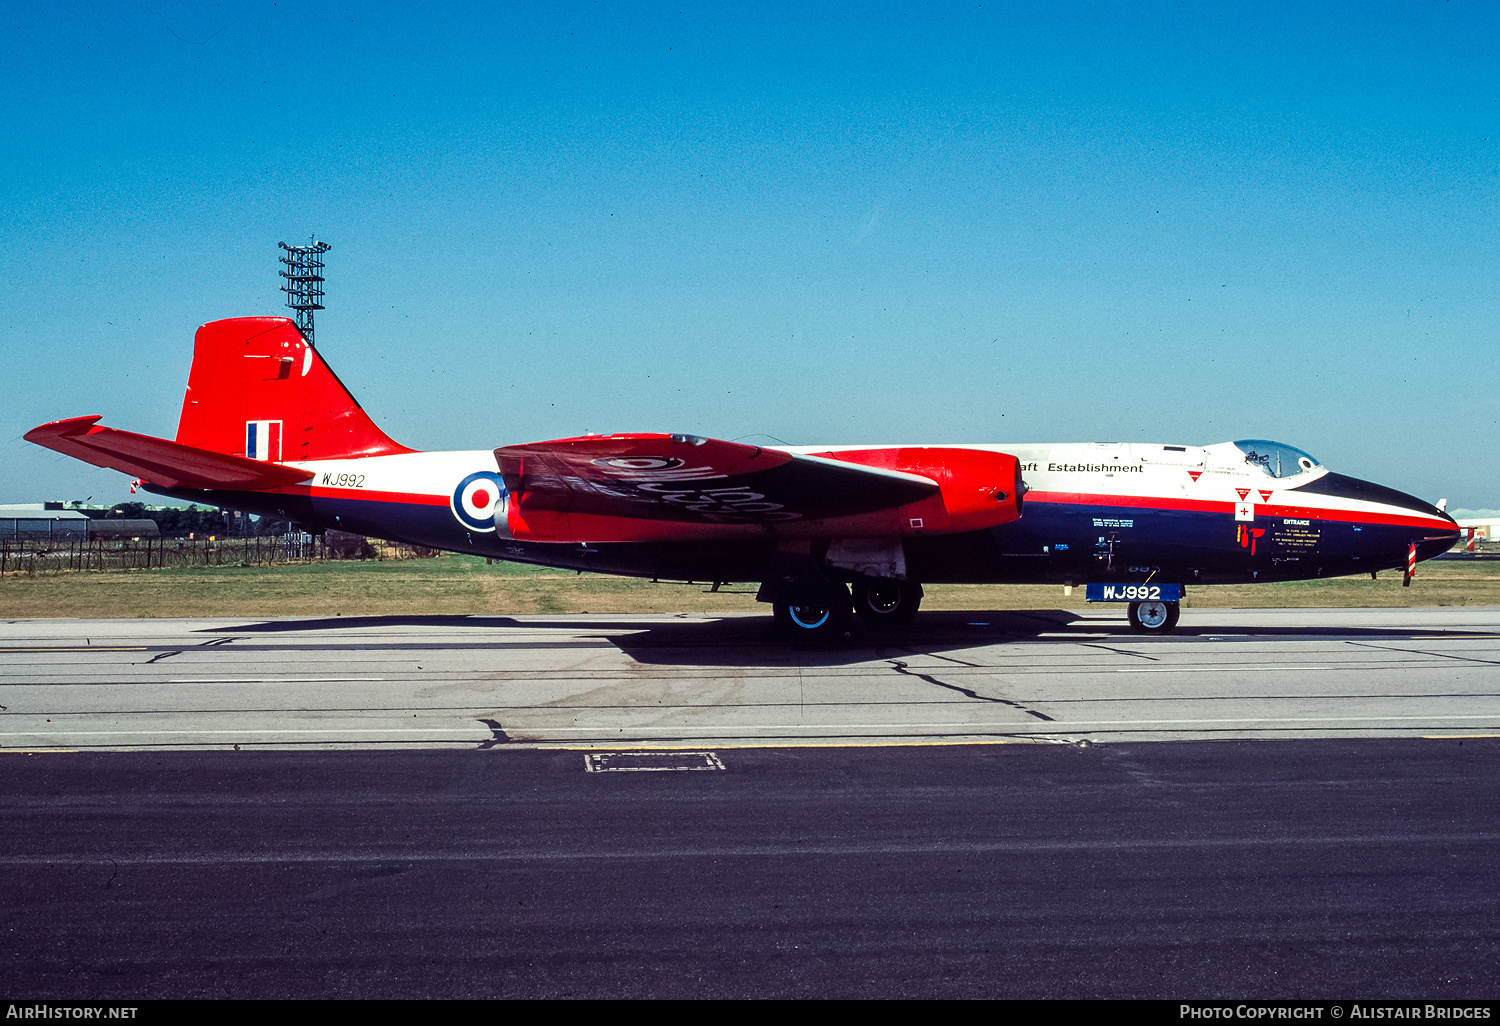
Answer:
[592,456,683,471]
[451,471,506,533]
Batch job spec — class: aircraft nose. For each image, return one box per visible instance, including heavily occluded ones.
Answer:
[1292,471,1459,561]
[1414,506,1461,561]
[1354,480,1460,562]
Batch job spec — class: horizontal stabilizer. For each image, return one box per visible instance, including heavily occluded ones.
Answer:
[494,433,938,526]
[25,416,315,491]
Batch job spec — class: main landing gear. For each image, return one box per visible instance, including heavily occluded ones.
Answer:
[773,598,849,637]
[773,578,924,639]
[1127,599,1180,634]
[851,578,923,627]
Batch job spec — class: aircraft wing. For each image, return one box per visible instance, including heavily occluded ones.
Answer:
[25,416,316,491]
[494,433,939,525]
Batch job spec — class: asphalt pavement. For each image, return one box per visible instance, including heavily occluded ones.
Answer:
[2,607,1498,998]
[2,739,1497,998]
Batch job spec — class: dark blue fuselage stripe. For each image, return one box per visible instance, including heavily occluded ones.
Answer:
[150,487,1458,586]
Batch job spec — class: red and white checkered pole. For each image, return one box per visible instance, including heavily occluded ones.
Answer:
[1403,541,1417,587]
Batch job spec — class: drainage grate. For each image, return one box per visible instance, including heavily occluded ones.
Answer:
[584,751,726,773]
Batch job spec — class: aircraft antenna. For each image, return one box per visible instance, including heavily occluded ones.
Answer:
[278,238,331,346]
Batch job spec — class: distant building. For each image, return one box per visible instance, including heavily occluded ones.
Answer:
[1449,510,1500,550]
[0,503,90,541]
[1455,518,1500,544]
[0,504,159,542]
[88,519,162,540]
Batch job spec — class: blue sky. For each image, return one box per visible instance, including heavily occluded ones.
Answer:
[3,1,1495,508]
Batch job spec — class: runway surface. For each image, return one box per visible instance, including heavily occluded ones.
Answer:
[3,741,1497,998]
[2,606,1498,749]
[4,607,1498,998]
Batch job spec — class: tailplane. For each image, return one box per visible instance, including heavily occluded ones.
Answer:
[176,317,413,461]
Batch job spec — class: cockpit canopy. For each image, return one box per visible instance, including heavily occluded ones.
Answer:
[1233,440,1321,479]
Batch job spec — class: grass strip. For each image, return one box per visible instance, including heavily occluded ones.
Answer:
[2,554,1496,619]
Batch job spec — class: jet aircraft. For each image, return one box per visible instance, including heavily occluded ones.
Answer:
[27,317,1460,635]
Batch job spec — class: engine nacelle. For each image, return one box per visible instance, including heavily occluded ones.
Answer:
[812,447,1023,534]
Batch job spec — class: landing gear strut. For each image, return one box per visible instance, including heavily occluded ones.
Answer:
[1127,600,1180,634]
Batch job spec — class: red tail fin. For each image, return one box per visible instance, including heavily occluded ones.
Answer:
[175,318,414,461]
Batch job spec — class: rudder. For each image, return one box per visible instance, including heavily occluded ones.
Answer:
[175,317,414,462]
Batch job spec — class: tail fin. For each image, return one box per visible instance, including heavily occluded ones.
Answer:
[175,317,414,461]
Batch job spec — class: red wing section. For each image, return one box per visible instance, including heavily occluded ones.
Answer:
[493,435,1022,543]
[25,416,315,491]
[496,434,937,524]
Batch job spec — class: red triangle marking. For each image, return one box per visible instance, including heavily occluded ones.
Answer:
[1187,471,1202,482]
[1236,488,1250,500]
[1259,490,1273,502]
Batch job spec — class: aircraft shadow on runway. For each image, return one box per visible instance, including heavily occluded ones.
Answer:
[195,611,1488,668]
[196,610,1083,638]
[602,613,1495,666]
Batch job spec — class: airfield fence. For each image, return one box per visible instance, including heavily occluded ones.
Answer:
[0,534,436,578]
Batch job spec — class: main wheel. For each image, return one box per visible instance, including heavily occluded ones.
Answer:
[773,592,852,639]
[1127,600,1180,634]
[852,578,923,627]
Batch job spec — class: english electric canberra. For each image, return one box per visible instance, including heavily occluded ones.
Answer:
[27,318,1459,635]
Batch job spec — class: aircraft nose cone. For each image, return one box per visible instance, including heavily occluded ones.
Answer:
[1297,471,1452,521]
[1291,471,1459,562]
[1354,475,1459,557]
[1415,505,1462,562]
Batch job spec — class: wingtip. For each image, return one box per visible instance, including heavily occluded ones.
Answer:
[23,415,103,443]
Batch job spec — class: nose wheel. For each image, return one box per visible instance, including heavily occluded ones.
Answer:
[1127,600,1180,634]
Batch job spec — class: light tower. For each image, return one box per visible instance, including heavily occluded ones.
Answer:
[278,238,330,345]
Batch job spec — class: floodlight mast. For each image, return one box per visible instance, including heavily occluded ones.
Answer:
[278,238,330,345]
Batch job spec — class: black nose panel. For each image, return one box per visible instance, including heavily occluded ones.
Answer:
[1292,472,1450,520]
